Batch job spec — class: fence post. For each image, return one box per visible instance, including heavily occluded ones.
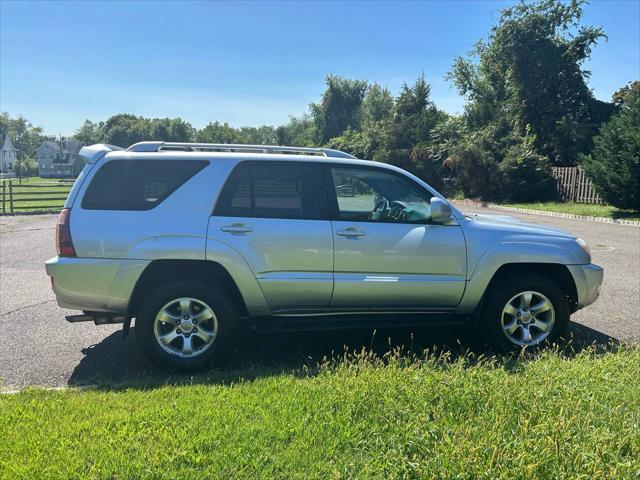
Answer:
[8,180,13,214]
[1,181,5,214]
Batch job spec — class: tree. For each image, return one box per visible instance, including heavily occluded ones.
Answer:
[612,81,640,107]
[276,114,317,147]
[99,114,194,146]
[237,126,278,145]
[149,118,194,142]
[195,121,242,144]
[325,128,372,159]
[385,75,444,151]
[73,120,105,144]
[448,0,615,166]
[362,83,394,127]
[311,75,368,143]
[581,87,640,210]
[13,156,37,176]
[102,114,150,147]
[498,134,555,202]
[0,113,47,160]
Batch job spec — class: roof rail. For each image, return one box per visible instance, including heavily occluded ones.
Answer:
[126,141,357,159]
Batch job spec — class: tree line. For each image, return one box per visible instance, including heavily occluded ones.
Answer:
[1,0,637,210]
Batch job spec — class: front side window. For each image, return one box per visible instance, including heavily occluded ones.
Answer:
[214,162,324,220]
[82,160,208,210]
[330,167,432,223]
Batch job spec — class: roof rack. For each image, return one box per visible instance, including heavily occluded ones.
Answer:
[126,141,357,159]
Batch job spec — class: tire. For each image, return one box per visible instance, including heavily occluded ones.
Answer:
[135,280,236,371]
[481,272,569,351]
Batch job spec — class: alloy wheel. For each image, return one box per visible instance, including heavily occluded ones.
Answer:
[500,290,555,347]
[153,297,219,358]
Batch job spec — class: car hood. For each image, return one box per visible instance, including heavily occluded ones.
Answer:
[466,213,575,238]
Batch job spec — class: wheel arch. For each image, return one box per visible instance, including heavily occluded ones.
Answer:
[489,263,577,309]
[127,259,249,319]
[469,262,579,321]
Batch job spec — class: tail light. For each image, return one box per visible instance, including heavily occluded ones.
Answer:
[56,208,76,257]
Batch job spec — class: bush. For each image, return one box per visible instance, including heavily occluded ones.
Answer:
[499,142,555,202]
[325,128,372,159]
[581,90,640,211]
[409,145,448,193]
[444,146,501,200]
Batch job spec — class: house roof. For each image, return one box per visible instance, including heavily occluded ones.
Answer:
[1,130,18,151]
[39,140,84,163]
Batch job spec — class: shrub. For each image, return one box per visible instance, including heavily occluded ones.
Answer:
[325,128,372,159]
[444,146,501,200]
[499,141,555,202]
[581,90,640,211]
[409,145,447,193]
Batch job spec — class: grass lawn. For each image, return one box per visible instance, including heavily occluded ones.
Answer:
[501,202,640,222]
[1,176,73,213]
[1,347,638,479]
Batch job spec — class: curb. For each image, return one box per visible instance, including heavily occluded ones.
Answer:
[0,384,98,395]
[454,200,640,227]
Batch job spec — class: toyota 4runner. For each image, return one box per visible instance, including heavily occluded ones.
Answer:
[45,142,604,370]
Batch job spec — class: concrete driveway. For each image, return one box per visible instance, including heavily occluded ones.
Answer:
[1,209,638,390]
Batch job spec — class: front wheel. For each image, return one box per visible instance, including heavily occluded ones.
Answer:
[135,281,236,371]
[481,273,569,350]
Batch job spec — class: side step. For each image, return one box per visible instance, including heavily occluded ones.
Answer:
[65,312,125,325]
[243,312,468,334]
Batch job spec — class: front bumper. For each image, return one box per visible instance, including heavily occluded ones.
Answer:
[567,263,604,310]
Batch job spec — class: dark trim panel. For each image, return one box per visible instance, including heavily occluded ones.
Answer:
[211,160,329,220]
[243,311,469,333]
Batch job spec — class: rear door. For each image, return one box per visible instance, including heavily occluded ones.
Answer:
[208,161,333,311]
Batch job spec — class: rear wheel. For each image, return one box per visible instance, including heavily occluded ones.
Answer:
[481,272,569,350]
[135,281,236,371]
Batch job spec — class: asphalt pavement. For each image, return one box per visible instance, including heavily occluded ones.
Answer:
[1,209,638,390]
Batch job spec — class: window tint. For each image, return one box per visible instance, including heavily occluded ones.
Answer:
[215,163,324,219]
[82,160,208,210]
[330,167,432,223]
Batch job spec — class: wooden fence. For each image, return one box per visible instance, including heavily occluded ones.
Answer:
[1,179,73,214]
[551,167,603,204]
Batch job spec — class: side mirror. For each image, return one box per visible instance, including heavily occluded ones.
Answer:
[430,197,452,224]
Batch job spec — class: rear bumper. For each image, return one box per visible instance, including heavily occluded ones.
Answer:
[567,263,604,310]
[45,256,149,313]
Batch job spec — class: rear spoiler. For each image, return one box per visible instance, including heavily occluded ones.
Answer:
[78,144,123,164]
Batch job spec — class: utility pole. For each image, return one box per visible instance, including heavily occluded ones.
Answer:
[58,134,64,180]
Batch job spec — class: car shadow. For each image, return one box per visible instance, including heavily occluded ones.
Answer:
[67,321,620,390]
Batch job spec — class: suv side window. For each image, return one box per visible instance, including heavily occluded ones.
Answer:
[214,162,326,220]
[81,160,208,211]
[329,167,432,223]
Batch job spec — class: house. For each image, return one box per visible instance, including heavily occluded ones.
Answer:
[37,139,85,178]
[0,130,18,174]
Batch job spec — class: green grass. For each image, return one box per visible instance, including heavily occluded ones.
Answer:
[502,201,640,221]
[1,347,639,479]
[1,176,73,213]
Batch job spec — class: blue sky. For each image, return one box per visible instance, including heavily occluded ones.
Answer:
[1,0,638,136]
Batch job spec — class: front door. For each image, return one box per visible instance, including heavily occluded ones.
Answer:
[209,161,333,311]
[327,165,466,308]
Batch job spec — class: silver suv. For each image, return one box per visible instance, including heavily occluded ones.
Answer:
[46,141,603,370]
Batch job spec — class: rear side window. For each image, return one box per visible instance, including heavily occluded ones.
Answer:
[214,162,325,219]
[81,160,208,210]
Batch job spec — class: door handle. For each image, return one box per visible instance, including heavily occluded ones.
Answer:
[336,228,366,238]
[221,224,253,233]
